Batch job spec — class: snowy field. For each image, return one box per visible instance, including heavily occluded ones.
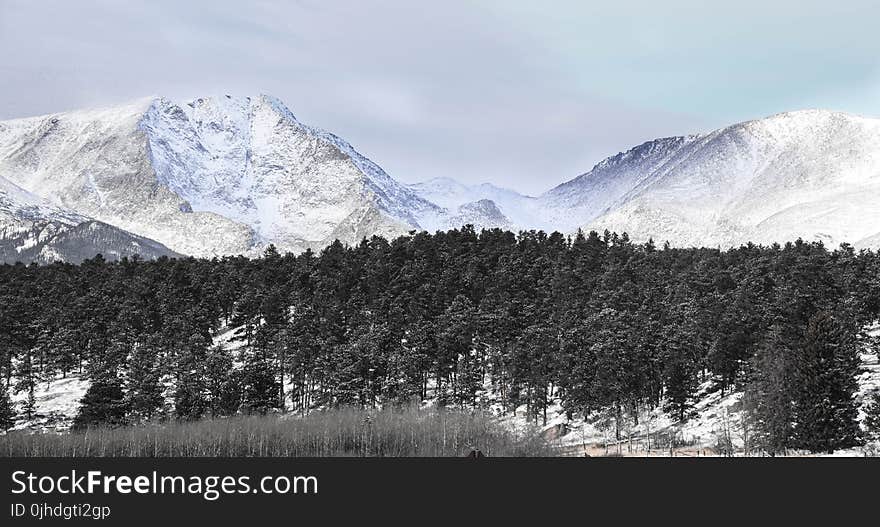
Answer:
[9,374,88,432]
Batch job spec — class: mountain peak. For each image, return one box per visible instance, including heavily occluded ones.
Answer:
[0,93,447,258]
[760,108,866,121]
[716,108,877,140]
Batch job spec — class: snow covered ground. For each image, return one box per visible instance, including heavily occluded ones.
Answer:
[9,374,88,432]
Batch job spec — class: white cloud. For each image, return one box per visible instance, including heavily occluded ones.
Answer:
[0,0,873,194]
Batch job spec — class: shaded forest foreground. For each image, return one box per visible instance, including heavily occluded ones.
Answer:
[3,227,880,455]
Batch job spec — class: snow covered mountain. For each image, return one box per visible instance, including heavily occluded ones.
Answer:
[2,97,878,261]
[0,175,178,264]
[0,94,446,258]
[547,110,880,248]
[415,110,880,249]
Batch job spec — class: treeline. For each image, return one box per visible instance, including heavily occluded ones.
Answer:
[2,227,880,454]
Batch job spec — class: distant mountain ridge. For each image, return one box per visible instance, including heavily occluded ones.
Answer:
[411,110,880,249]
[1,97,878,264]
[571,110,880,248]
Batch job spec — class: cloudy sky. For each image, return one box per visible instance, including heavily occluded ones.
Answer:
[1,0,878,194]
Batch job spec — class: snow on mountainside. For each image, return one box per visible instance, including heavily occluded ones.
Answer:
[412,110,880,249]
[0,95,443,258]
[140,94,444,252]
[2,98,879,260]
[0,173,84,226]
[0,175,178,264]
[0,98,256,258]
[560,110,880,248]
[540,136,700,231]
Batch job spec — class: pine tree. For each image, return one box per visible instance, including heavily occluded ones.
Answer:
[73,373,127,429]
[285,302,324,412]
[46,326,80,380]
[0,380,16,432]
[438,295,477,407]
[174,334,209,420]
[662,350,699,423]
[14,349,37,421]
[709,287,760,394]
[792,311,861,453]
[746,322,795,456]
[205,344,240,417]
[241,348,280,415]
[125,340,165,422]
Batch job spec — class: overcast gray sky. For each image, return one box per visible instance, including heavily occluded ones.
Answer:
[1,0,879,194]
